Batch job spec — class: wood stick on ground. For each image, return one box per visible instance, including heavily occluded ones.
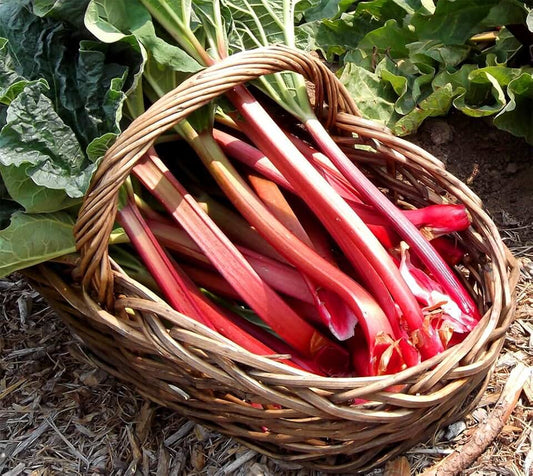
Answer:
[384,456,411,475]
[421,362,531,476]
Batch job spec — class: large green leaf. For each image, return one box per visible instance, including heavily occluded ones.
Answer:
[453,73,506,117]
[0,211,76,278]
[477,28,522,65]
[0,1,143,149]
[410,0,501,45]
[494,72,533,143]
[393,83,454,135]
[0,82,94,205]
[354,0,409,22]
[0,0,143,275]
[407,41,471,68]
[377,57,435,115]
[481,0,529,28]
[390,0,434,15]
[300,14,382,60]
[84,0,201,73]
[224,0,315,119]
[299,0,354,21]
[0,165,79,214]
[32,0,91,29]
[357,19,417,58]
[0,38,38,106]
[225,0,298,50]
[339,61,398,126]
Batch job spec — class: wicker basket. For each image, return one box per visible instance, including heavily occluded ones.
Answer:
[24,46,519,473]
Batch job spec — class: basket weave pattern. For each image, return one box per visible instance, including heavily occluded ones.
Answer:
[25,46,519,473]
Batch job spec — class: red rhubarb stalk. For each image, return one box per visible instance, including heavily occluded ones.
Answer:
[132,148,351,375]
[148,217,315,304]
[119,201,319,370]
[176,122,415,372]
[216,128,471,241]
[304,118,479,321]
[117,201,213,328]
[246,171,360,341]
[225,86,443,357]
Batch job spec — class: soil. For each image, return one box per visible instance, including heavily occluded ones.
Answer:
[410,111,533,244]
[0,112,532,475]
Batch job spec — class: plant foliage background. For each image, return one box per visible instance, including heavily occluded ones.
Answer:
[299,0,533,141]
[0,0,532,277]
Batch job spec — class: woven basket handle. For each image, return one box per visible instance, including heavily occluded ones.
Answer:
[73,45,360,305]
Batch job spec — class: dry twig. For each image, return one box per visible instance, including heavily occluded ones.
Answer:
[420,363,531,475]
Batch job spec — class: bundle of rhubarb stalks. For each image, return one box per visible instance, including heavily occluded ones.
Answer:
[81,49,481,380]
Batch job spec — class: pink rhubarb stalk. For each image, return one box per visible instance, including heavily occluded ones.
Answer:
[178,123,414,373]
[132,148,351,375]
[225,86,443,358]
[147,217,315,304]
[246,171,360,341]
[304,117,479,321]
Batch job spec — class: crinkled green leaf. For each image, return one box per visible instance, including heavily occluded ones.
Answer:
[407,40,471,68]
[494,72,533,143]
[432,64,478,92]
[33,0,91,29]
[357,19,417,58]
[0,211,76,278]
[339,61,398,126]
[224,0,315,119]
[225,0,296,50]
[300,0,354,21]
[0,1,143,149]
[0,82,94,206]
[391,0,434,15]
[301,14,382,60]
[0,1,144,198]
[481,0,528,28]
[374,57,435,115]
[0,164,78,213]
[86,132,119,163]
[441,66,529,121]
[453,71,507,117]
[481,28,522,65]
[354,0,407,22]
[84,0,201,73]
[393,83,454,135]
[379,63,408,97]
[410,0,501,45]
[469,66,525,87]
[0,0,144,276]
[0,38,39,107]
[376,58,413,114]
